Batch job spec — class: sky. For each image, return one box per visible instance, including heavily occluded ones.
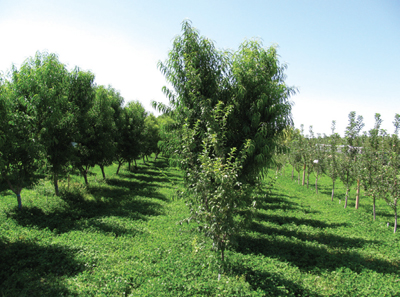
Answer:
[0,0,399,136]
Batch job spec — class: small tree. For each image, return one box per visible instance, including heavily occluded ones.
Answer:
[326,121,341,201]
[338,111,364,208]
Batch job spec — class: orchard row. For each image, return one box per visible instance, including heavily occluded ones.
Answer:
[276,112,400,232]
[0,51,172,209]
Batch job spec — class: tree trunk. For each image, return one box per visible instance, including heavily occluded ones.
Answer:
[116,162,122,175]
[344,187,349,208]
[291,165,294,181]
[154,152,159,162]
[355,178,360,209]
[315,170,319,194]
[302,163,306,186]
[143,155,146,164]
[54,172,59,196]
[134,159,137,168]
[394,200,397,233]
[297,171,300,184]
[331,180,335,201]
[82,170,88,186]
[373,195,376,221]
[5,179,22,210]
[100,165,106,180]
[128,161,131,171]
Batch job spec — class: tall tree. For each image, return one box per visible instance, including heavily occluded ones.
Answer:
[156,20,296,261]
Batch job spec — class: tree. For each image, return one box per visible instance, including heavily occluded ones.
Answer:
[338,111,364,208]
[67,68,96,185]
[93,85,124,179]
[14,52,76,195]
[141,114,160,161]
[156,20,295,261]
[0,71,42,210]
[326,121,341,201]
[115,100,146,173]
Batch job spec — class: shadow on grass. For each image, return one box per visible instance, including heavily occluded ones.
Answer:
[256,213,346,229]
[226,261,322,297]
[9,187,162,235]
[234,225,398,276]
[0,239,84,296]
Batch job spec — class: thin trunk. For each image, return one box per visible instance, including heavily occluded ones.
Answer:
[54,172,59,196]
[355,178,360,209]
[297,171,300,184]
[373,195,376,221]
[116,162,122,175]
[315,170,319,194]
[143,155,146,164]
[344,187,349,208]
[5,179,22,210]
[331,180,335,201]
[134,159,137,168]
[394,200,397,233]
[82,170,88,186]
[146,155,149,161]
[16,193,22,210]
[128,162,131,171]
[302,163,306,186]
[291,165,294,181]
[154,152,159,162]
[100,165,106,180]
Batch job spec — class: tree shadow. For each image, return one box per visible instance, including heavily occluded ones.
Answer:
[226,260,322,297]
[255,213,346,229]
[0,239,84,296]
[250,221,377,249]
[8,184,163,235]
[234,225,398,276]
[257,192,320,215]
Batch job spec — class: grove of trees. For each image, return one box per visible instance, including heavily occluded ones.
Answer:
[0,51,162,209]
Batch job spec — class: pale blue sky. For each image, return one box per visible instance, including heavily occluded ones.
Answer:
[1,0,399,136]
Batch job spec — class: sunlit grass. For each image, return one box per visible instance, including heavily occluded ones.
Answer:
[0,159,399,296]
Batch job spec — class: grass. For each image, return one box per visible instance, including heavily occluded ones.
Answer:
[0,159,399,296]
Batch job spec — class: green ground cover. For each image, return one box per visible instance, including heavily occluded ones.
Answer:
[0,159,399,296]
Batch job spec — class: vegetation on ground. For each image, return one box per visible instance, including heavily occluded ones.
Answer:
[1,157,399,296]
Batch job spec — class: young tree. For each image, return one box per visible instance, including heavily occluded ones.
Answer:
[326,121,341,201]
[360,114,384,220]
[156,20,296,261]
[338,111,364,208]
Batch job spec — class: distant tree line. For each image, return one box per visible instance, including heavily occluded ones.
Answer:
[276,112,400,233]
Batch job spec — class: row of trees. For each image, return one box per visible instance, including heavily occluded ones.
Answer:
[280,112,400,232]
[0,52,162,209]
